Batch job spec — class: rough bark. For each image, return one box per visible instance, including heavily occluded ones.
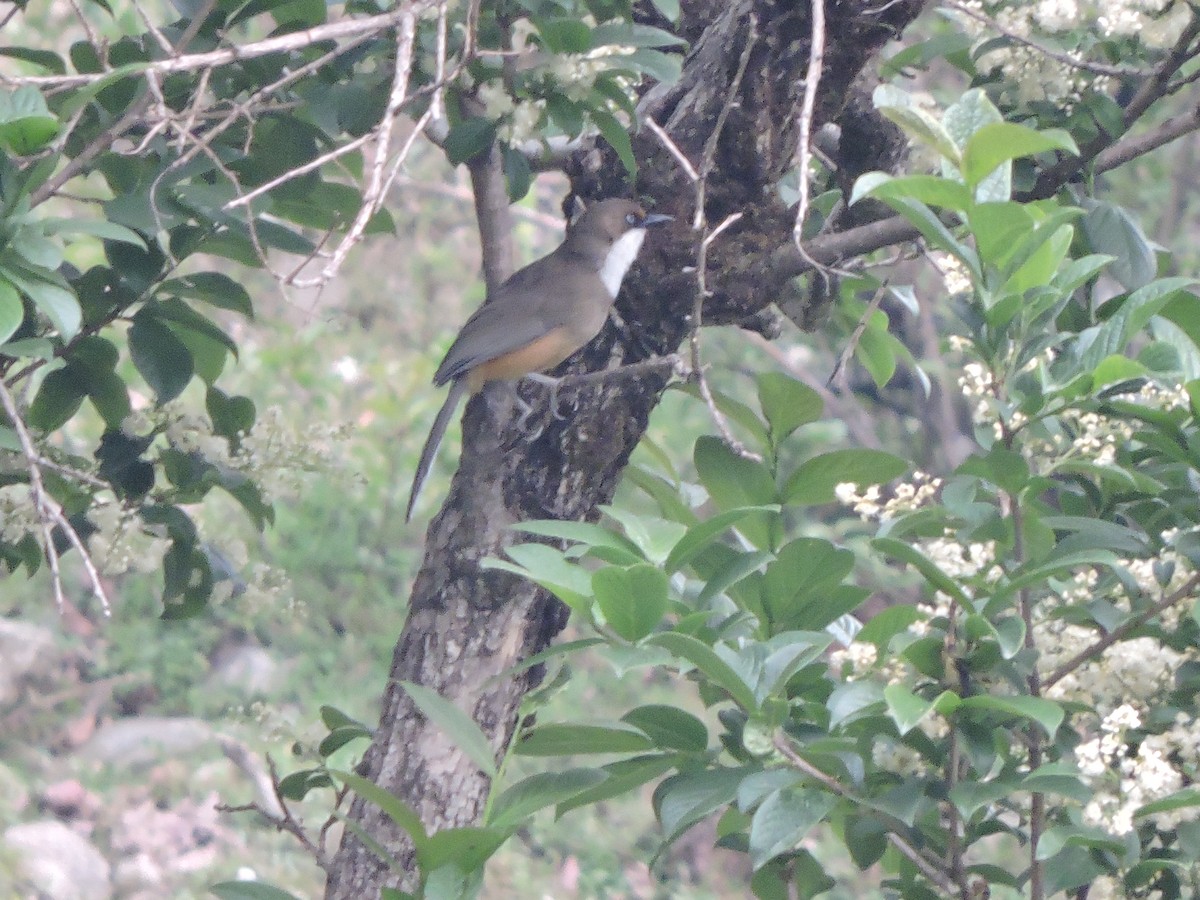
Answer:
[325,1,928,895]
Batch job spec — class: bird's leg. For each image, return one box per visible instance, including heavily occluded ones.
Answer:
[511,386,541,436]
[523,372,568,421]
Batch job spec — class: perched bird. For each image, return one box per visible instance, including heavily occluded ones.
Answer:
[406,198,672,521]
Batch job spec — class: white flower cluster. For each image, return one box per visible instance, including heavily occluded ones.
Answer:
[922,534,998,581]
[474,19,639,146]
[828,640,878,680]
[953,0,1189,105]
[86,500,172,578]
[957,361,1028,440]
[835,471,942,522]
[0,486,40,544]
[129,403,346,506]
[931,252,973,296]
[1076,704,1188,835]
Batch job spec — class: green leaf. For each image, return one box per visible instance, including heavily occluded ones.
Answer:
[761,538,856,629]
[512,519,643,564]
[694,435,776,509]
[648,0,680,20]
[592,108,636,175]
[591,22,686,48]
[535,17,593,53]
[417,826,508,874]
[619,48,682,84]
[0,47,66,74]
[856,322,897,389]
[160,272,253,317]
[656,766,748,846]
[872,537,972,607]
[515,722,655,756]
[400,682,498,779]
[622,705,708,752]
[849,173,972,212]
[884,685,958,735]
[484,544,593,612]
[129,316,195,403]
[961,123,1076,189]
[854,605,921,648]
[487,768,608,830]
[960,694,1063,737]
[887,197,980,279]
[503,146,532,201]
[556,754,679,816]
[784,448,907,505]
[593,564,668,641]
[1135,787,1200,818]
[27,366,86,431]
[210,882,302,900]
[827,680,884,729]
[748,788,835,869]
[0,278,22,344]
[41,217,146,248]
[330,769,426,849]
[756,372,823,442]
[0,86,58,153]
[648,633,758,711]
[444,117,497,166]
[664,506,779,573]
[1083,200,1156,290]
[873,86,961,163]
[942,87,1002,150]
[1,259,81,339]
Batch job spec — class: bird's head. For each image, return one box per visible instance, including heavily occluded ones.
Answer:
[568,198,673,297]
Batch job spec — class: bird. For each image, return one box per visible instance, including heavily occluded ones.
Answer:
[405,198,673,522]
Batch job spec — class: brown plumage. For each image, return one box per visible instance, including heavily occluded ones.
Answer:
[406,199,671,522]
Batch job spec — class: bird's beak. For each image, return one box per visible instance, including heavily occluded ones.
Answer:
[641,213,674,227]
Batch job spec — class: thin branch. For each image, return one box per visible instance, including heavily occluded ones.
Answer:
[216,753,329,870]
[644,117,700,184]
[0,379,111,616]
[550,353,685,390]
[947,2,1145,77]
[773,734,959,894]
[1,5,436,88]
[1044,571,1200,690]
[303,15,422,290]
[689,15,761,462]
[828,280,886,390]
[224,131,375,211]
[792,0,826,259]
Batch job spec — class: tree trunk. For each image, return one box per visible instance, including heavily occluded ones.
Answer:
[325,1,927,895]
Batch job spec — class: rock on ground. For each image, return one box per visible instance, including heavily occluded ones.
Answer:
[3,820,111,900]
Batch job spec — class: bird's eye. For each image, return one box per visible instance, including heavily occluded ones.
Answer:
[625,213,640,226]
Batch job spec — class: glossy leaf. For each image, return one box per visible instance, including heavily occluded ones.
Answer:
[400,682,497,779]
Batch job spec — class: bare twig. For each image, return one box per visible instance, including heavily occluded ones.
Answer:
[1,6,435,88]
[688,15,762,462]
[773,734,959,894]
[645,117,699,185]
[828,280,887,390]
[300,14,422,291]
[216,753,330,870]
[947,2,1146,77]
[1044,571,1200,690]
[0,379,112,616]
[550,353,686,390]
[792,0,826,259]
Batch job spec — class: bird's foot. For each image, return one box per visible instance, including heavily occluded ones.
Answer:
[524,373,567,420]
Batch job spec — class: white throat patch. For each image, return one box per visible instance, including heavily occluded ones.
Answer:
[599,229,647,298]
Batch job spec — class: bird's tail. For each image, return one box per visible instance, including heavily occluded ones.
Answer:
[406,378,468,523]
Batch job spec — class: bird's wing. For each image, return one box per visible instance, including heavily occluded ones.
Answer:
[432,258,569,386]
